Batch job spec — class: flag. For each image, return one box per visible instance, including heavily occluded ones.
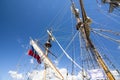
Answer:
[28,46,41,64]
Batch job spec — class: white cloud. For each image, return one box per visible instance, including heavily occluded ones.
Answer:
[8,71,24,80]
[28,70,44,80]
[30,58,34,64]
[118,45,120,49]
[27,68,62,80]
[27,67,84,80]
[54,60,59,66]
[27,68,120,80]
[87,69,106,80]
[111,70,119,76]
[8,68,120,80]
[111,70,120,80]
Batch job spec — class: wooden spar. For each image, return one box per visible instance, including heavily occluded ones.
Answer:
[44,47,49,80]
[44,34,52,80]
[71,0,115,79]
[78,0,115,80]
[102,0,120,12]
[30,39,64,80]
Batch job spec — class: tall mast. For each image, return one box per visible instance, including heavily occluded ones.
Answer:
[71,0,115,80]
[30,30,64,80]
[44,32,52,80]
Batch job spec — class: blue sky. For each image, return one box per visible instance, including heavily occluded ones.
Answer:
[0,0,120,80]
[0,0,71,79]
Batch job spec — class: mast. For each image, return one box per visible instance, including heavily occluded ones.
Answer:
[30,30,64,80]
[44,33,52,80]
[71,0,115,80]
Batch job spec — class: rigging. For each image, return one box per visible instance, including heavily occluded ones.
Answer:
[71,0,116,79]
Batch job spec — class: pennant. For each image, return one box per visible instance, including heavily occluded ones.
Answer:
[28,46,41,64]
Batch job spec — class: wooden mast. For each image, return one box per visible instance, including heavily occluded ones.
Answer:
[71,0,115,79]
[44,30,53,80]
[44,40,50,80]
[30,30,64,80]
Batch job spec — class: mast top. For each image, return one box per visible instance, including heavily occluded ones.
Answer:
[47,30,55,41]
[45,30,55,48]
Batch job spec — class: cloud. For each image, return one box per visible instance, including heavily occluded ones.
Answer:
[111,70,119,76]
[8,71,24,80]
[118,45,120,49]
[27,67,83,80]
[87,69,106,80]
[54,60,58,66]
[27,68,64,80]
[8,68,120,80]
[27,70,44,80]
[30,58,34,64]
[27,68,120,80]
[111,70,120,80]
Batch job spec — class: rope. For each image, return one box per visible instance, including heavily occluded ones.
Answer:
[79,32,93,79]
[54,35,92,79]
[47,1,69,28]
[91,32,108,69]
[92,30,120,43]
[92,28,120,36]
[96,2,120,25]
[54,36,82,70]
[79,31,85,79]
[114,7,120,14]
[96,0,101,7]
[57,31,79,62]
[48,2,70,31]
[104,54,120,75]
[71,9,76,76]
[79,32,100,69]
[92,30,120,70]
